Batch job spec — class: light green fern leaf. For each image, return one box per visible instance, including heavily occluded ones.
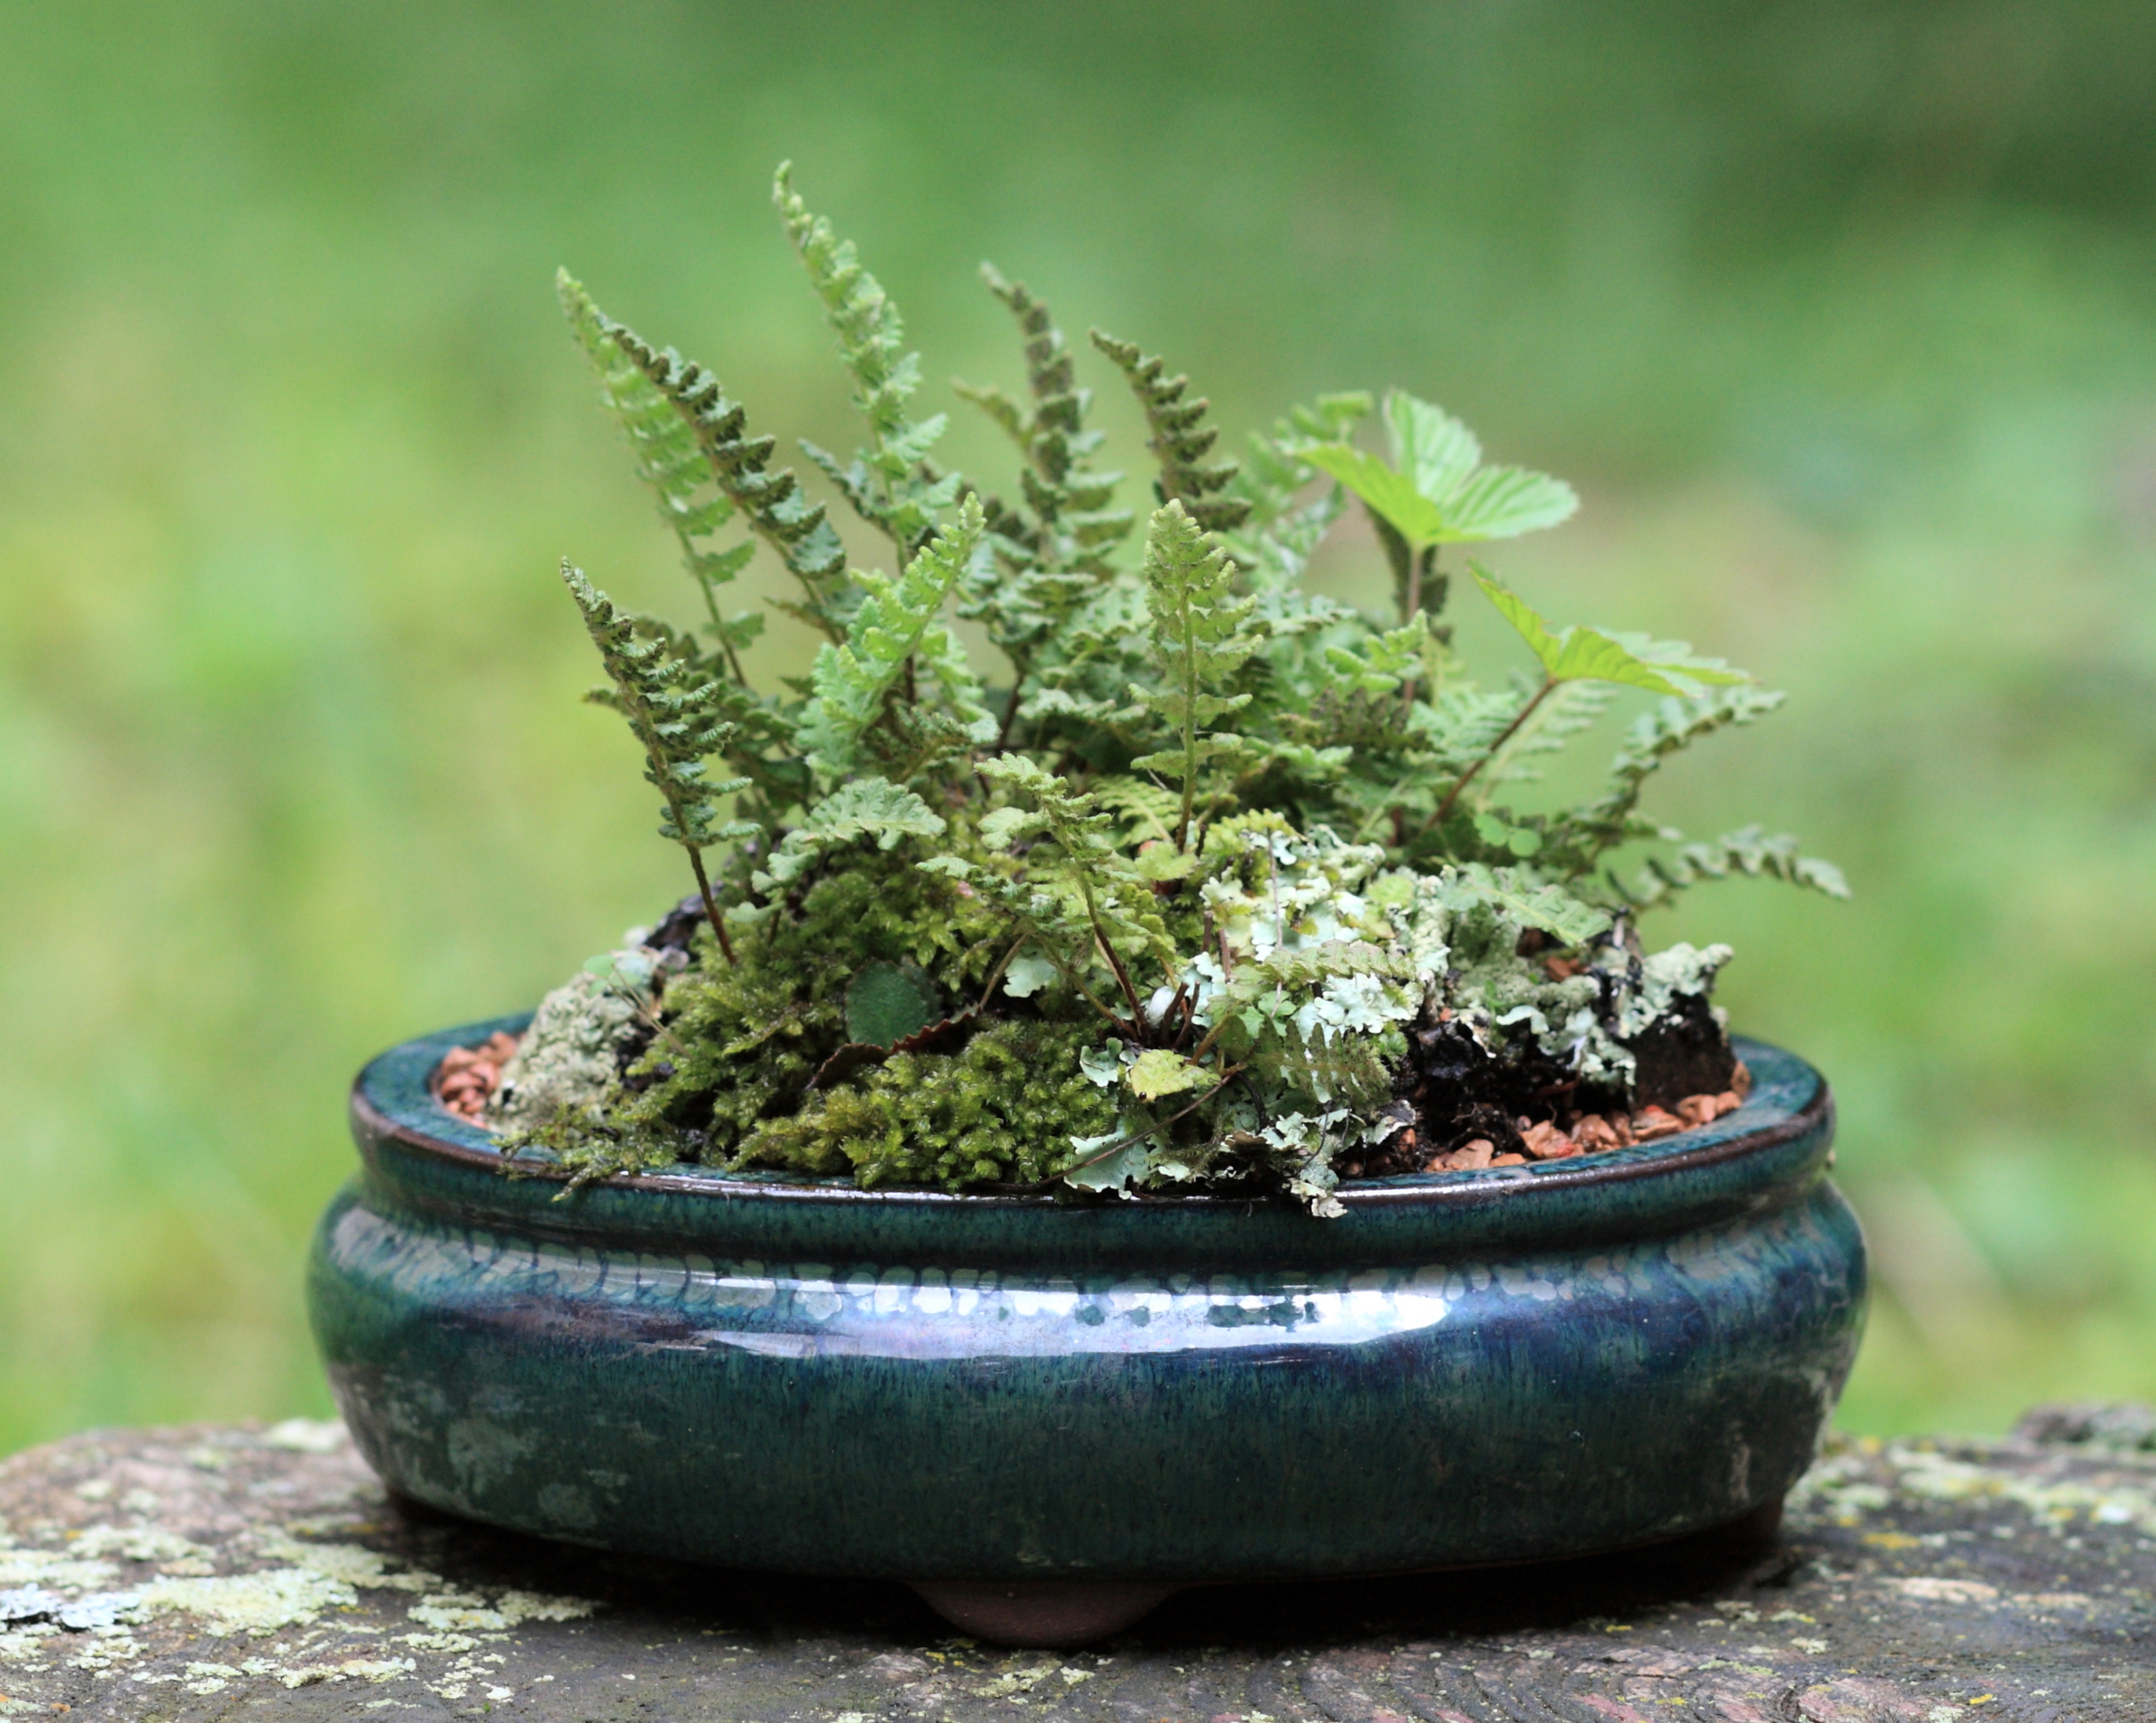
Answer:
[774,165,956,550]
[756,777,948,889]
[1126,501,1261,848]
[798,496,990,777]
[1629,826,1850,910]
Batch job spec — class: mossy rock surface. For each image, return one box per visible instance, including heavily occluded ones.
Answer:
[3,1412,2152,1718]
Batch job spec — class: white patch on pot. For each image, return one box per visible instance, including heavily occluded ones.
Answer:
[873,1266,916,1313]
[912,1266,952,1313]
[1007,1278,1079,1318]
[699,1263,777,1310]
[790,1275,843,1321]
[1494,1264,1562,1302]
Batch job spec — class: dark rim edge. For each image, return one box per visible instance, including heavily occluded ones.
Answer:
[348,1053,1833,1215]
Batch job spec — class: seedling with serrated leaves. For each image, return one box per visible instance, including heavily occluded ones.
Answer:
[499,166,1845,1211]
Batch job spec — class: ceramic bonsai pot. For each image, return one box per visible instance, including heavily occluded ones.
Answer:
[309,1016,1865,1644]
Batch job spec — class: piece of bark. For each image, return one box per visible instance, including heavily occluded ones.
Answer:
[3,1410,2152,1719]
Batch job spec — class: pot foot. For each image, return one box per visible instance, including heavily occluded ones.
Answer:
[908,1578,1179,1647]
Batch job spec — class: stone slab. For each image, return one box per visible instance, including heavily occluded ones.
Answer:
[1,1411,2152,1721]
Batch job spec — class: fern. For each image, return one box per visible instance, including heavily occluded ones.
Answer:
[774,164,960,554]
[755,777,948,892]
[796,496,992,779]
[1627,827,1852,910]
[558,272,762,676]
[574,291,853,640]
[1091,331,1252,534]
[536,166,1843,1210]
[951,269,1136,743]
[1126,501,1261,849]
[562,560,751,962]
[968,753,1178,1021]
[957,266,1133,580]
[1540,685,1788,878]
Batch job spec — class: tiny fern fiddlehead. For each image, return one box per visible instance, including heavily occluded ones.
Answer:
[562,559,751,963]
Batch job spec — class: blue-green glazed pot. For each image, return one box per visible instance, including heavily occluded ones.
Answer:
[310,1018,1863,1638]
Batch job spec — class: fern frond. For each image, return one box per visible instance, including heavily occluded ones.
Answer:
[1541,686,1789,877]
[1123,502,1261,849]
[975,752,1179,997]
[796,495,992,778]
[1483,677,1615,790]
[756,777,948,891]
[1090,331,1252,535]
[562,560,750,960]
[774,164,958,551]
[959,267,1135,575]
[559,271,762,673]
[1626,826,1849,912]
[567,286,853,641]
[1089,775,1184,847]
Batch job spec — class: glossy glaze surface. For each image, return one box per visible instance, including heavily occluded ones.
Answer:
[310,1020,1865,1582]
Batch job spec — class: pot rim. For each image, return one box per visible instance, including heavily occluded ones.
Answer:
[352,1012,1830,1216]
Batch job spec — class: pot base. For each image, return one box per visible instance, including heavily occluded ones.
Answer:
[907,1497,1789,1646]
[907,1579,1180,1647]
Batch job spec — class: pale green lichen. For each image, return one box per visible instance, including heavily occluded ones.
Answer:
[487,944,658,1132]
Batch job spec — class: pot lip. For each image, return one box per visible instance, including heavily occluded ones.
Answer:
[351,1016,1830,1216]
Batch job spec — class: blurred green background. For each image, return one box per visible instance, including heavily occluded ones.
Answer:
[2,1,2152,1454]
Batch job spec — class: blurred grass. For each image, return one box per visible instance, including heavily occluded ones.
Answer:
[1,1,2153,1452]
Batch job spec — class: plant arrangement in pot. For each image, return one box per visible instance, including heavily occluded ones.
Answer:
[312,167,1865,1648]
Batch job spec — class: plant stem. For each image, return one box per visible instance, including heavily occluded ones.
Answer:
[1400,547,1433,725]
[685,846,737,965]
[976,935,1029,1012]
[1175,626,1199,852]
[992,661,1030,752]
[1418,676,1556,842]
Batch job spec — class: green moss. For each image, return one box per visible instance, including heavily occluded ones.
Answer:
[735,1018,1115,1190]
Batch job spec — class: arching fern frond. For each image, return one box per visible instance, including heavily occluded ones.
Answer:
[1626,826,1851,911]
[559,271,763,676]
[1090,331,1252,535]
[1539,685,1788,878]
[563,282,852,640]
[774,164,959,553]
